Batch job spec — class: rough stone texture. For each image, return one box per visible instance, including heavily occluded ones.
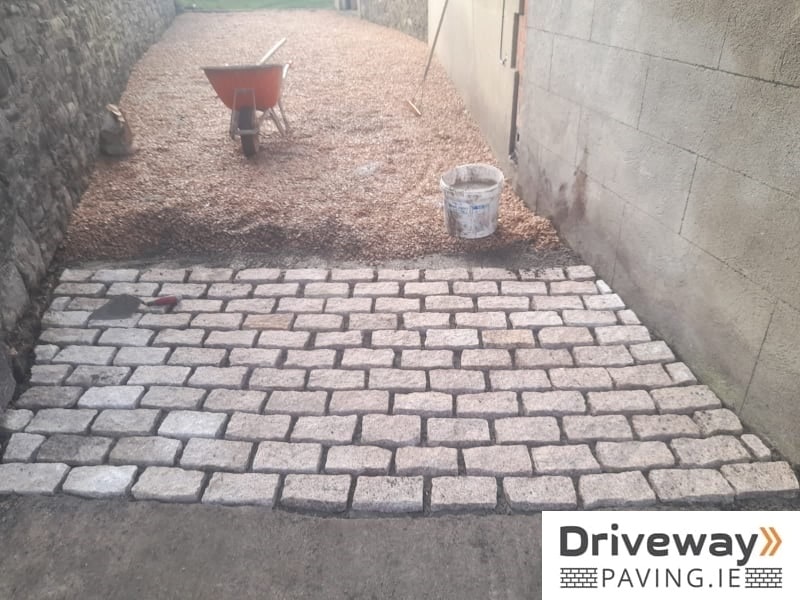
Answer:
[595,441,675,471]
[108,436,181,467]
[503,476,577,510]
[179,438,252,472]
[158,411,227,439]
[2,433,45,463]
[670,436,752,468]
[393,392,452,417]
[531,445,600,475]
[578,471,656,508]
[280,474,351,512]
[719,462,799,499]
[587,390,655,415]
[0,2,176,336]
[394,446,458,476]
[264,391,327,417]
[463,445,533,476]
[291,416,357,445]
[0,463,70,495]
[494,417,560,445]
[329,390,389,415]
[430,477,497,512]
[562,415,633,442]
[651,386,722,413]
[252,442,321,474]
[62,465,137,498]
[693,408,743,436]
[456,392,518,418]
[36,435,112,466]
[632,414,701,440]
[522,391,585,415]
[26,409,97,435]
[360,415,420,447]
[325,446,392,475]
[91,409,160,437]
[202,472,279,506]
[131,467,205,502]
[351,476,423,513]
[427,418,490,447]
[648,469,735,504]
[0,409,34,432]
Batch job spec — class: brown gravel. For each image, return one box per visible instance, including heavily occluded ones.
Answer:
[64,10,560,263]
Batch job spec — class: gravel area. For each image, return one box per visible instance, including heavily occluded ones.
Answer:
[64,10,559,263]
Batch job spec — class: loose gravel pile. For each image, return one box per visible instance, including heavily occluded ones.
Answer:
[64,10,560,263]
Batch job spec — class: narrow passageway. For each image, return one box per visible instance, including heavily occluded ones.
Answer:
[65,10,557,262]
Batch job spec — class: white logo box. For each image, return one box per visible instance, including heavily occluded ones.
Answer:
[542,511,799,599]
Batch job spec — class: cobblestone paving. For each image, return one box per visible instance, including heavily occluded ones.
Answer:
[1,265,797,513]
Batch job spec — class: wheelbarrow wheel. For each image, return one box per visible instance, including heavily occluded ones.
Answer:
[237,106,259,157]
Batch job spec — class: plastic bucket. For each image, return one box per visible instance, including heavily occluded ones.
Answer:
[440,163,504,239]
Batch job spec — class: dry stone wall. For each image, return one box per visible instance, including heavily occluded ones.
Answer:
[358,0,428,41]
[0,0,175,338]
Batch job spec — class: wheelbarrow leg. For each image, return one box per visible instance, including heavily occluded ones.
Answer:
[278,99,290,135]
[268,106,287,137]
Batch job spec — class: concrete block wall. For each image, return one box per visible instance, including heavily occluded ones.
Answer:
[0,0,176,340]
[358,0,428,41]
[516,0,800,463]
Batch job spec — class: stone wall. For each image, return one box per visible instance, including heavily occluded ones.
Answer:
[359,0,428,41]
[0,0,176,338]
[516,0,800,463]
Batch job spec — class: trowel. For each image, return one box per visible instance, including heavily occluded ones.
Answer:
[89,294,179,321]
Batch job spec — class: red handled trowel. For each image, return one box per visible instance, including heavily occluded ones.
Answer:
[89,294,179,321]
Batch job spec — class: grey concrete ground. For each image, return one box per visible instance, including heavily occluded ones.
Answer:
[0,495,542,600]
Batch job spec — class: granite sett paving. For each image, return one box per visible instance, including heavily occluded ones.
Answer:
[2,264,796,514]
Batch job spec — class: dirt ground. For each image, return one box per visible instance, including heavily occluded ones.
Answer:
[64,10,559,263]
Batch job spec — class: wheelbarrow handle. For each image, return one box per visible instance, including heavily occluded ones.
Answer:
[258,38,287,65]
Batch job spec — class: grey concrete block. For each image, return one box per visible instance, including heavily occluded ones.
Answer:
[632,414,701,440]
[307,369,366,391]
[203,389,266,414]
[202,472,280,506]
[522,391,586,415]
[549,367,613,391]
[139,386,205,410]
[393,392,452,417]
[128,366,190,386]
[252,441,321,474]
[132,467,205,502]
[587,390,655,415]
[516,349,573,368]
[158,411,227,439]
[352,476,423,513]
[529,0,594,38]
[596,441,675,471]
[329,390,389,415]
[427,418,490,447]
[291,416,357,445]
[225,413,291,442]
[62,465,138,498]
[651,385,722,413]
[574,345,634,367]
[26,408,97,435]
[0,463,70,495]
[188,367,248,389]
[591,0,728,67]
[15,386,83,409]
[250,369,307,391]
[640,58,799,193]
[280,474,351,512]
[368,368,426,391]
[670,436,751,467]
[66,366,131,387]
[29,365,71,386]
[525,31,553,86]
[648,468,734,504]
[503,476,577,510]
[360,414,420,447]
[579,471,656,508]
[108,436,182,467]
[481,330,535,349]
[562,415,633,442]
[0,409,34,432]
[692,409,743,436]
[264,391,327,417]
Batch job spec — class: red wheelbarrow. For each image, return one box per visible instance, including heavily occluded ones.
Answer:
[202,39,290,157]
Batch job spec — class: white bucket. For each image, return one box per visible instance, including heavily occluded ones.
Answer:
[440,163,504,239]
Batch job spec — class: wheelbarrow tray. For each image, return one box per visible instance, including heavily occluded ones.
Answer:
[202,64,285,111]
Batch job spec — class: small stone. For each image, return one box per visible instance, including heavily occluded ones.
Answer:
[159,283,208,298]
[138,313,190,329]
[395,447,458,476]
[284,268,329,282]
[307,369,366,390]
[670,436,750,467]
[35,344,61,363]
[40,328,99,345]
[188,366,248,389]
[360,414,420,447]
[26,409,97,435]
[494,417,560,444]
[477,296,529,311]
[202,472,280,506]
[139,386,205,410]
[460,349,512,369]
[109,436,182,466]
[454,312,507,329]
[91,409,160,436]
[393,392,453,417]
[740,434,772,461]
[401,350,454,369]
[152,329,206,347]
[328,390,389,415]
[453,281,498,295]
[368,368,425,391]
[352,476,423,513]
[720,462,799,499]
[0,463,70,495]
[132,467,205,502]
[405,282,449,296]
[562,415,633,442]
[253,283,300,297]
[424,268,470,281]
[503,476,577,510]
[595,441,675,471]
[617,309,641,325]
[189,267,233,282]
[425,296,474,311]
[573,345,633,367]
[693,409,743,436]
[180,438,252,472]
[203,389,266,413]
[583,294,625,311]
[463,445,533,476]
[520,267,565,281]
[330,268,375,282]
[531,296,583,310]
[630,341,675,363]
[501,281,547,295]
[325,446,392,475]
[62,465,138,498]
[168,348,227,367]
[353,282,400,297]
[158,411,227,439]
[427,418,490,447]
[490,369,551,391]
[128,366,191,386]
[15,386,83,409]
[374,297,420,313]
[107,282,158,297]
[595,326,651,345]
[516,348,573,368]
[549,367,613,391]
[29,365,71,386]
[538,327,594,348]
[587,390,656,415]
[595,280,613,294]
[314,331,364,347]
[579,471,655,508]
[2,433,45,462]
[225,299,276,314]
[113,347,170,367]
[562,310,617,327]
[608,364,673,389]
[191,313,243,330]
[264,391,328,416]
[566,265,595,281]
[66,366,131,387]
[244,315,295,331]
[250,368,307,391]
[665,362,697,385]
[349,313,398,330]
[531,445,600,475]
[371,330,421,348]
[456,392,518,418]
[234,268,281,282]
[293,314,343,331]
[649,469,734,504]
[0,409,34,432]
[509,311,563,328]
[651,386,722,413]
[281,474,351,512]
[430,477,497,511]
[291,416,357,445]
[36,435,112,465]
[632,414,701,440]
[206,283,252,299]
[257,331,310,349]
[430,370,486,393]
[225,413,291,441]
[550,281,597,295]
[522,391,586,415]
[481,329,535,349]
[425,329,479,349]
[341,348,395,368]
[140,268,188,282]
[253,441,322,473]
